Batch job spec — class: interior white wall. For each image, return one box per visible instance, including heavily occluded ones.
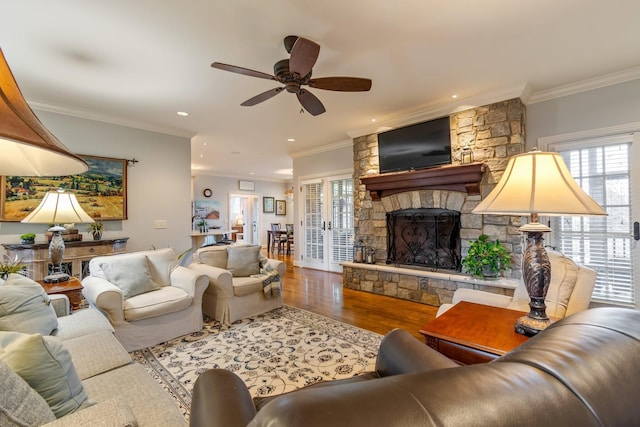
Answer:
[0,110,192,254]
[191,175,291,246]
[526,79,640,147]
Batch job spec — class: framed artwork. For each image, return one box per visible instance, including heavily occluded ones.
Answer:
[0,155,128,221]
[263,196,274,213]
[276,199,286,216]
[194,199,221,220]
[239,180,255,191]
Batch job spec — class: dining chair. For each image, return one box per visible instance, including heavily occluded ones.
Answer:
[271,223,287,254]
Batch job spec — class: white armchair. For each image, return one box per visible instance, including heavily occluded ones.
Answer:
[437,250,597,318]
[189,245,285,325]
[82,248,209,351]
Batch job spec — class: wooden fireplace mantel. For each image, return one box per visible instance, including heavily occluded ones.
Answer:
[360,163,485,200]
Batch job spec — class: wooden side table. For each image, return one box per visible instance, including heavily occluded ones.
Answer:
[37,276,84,311]
[419,302,530,365]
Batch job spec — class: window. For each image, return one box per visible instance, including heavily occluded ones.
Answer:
[548,135,634,305]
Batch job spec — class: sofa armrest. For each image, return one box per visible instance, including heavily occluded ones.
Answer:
[81,276,125,323]
[266,258,286,276]
[452,288,513,307]
[375,329,457,376]
[170,265,209,300]
[50,294,71,317]
[191,369,256,427]
[189,263,234,298]
[43,399,136,427]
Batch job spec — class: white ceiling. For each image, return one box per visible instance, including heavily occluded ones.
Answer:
[2,1,640,182]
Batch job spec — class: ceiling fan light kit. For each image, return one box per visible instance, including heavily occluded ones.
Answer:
[211,35,371,116]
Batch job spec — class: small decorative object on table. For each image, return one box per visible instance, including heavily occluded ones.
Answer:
[88,221,104,240]
[462,234,511,279]
[20,233,35,244]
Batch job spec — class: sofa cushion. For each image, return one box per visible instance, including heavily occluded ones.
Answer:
[123,286,192,322]
[0,331,89,418]
[144,248,179,287]
[226,245,261,277]
[53,308,115,341]
[0,273,58,335]
[508,250,579,317]
[100,254,161,299]
[0,358,56,426]
[197,246,228,269]
[62,330,132,380]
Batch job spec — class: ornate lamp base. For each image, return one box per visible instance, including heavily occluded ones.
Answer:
[515,315,552,336]
[44,226,70,284]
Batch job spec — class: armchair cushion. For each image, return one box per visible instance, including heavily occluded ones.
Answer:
[507,250,581,318]
[226,245,261,277]
[0,331,89,418]
[99,253,160,299]
[0,274,58,336]
[123,285,192,322]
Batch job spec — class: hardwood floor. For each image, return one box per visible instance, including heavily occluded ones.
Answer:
[271,251,438,340]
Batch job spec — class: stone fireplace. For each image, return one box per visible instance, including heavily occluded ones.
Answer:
[343,98,527,306]
[387,208,461,271]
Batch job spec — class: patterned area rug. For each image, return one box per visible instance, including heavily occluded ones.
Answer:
[131,305,382,419]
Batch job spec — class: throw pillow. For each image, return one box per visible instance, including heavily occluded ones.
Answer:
[197,246,228,269]
[0,358,56,426]
[99,254,160,299]
[0,273,58,335]
[226,245,261,277]
[0,331,89,418]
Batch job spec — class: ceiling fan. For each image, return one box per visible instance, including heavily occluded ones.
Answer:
[211,35,372,116]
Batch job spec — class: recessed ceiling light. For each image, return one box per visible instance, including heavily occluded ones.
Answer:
[287,138,295,142]
[451,94,458,99]
[371,118,377,122]
[199,154,204,158]
[203,142,207,146]
[177,111,189,117]
[249,172,255,175]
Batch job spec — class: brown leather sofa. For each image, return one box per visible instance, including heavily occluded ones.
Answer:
[190,307,640,427]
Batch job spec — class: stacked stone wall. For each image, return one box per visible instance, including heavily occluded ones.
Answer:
[348,98,526,306]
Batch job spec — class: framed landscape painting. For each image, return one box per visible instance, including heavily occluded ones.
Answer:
[0,155,128,221]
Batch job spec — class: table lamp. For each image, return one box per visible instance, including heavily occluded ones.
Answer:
[21,189,94,283]
[472,149,606,335]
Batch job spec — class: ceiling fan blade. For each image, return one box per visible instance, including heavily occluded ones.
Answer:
[211,62,276,81]
[241,87,285,106]
[289,37,320,78]
[297,89,326,116]
[309,77,372,92]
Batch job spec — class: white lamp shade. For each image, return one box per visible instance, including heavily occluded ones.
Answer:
[21,190,95,224]
[473,150,607,216]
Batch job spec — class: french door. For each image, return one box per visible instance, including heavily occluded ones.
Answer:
[301,175,354,272]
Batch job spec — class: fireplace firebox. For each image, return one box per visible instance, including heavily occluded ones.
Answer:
[386,208,461,271]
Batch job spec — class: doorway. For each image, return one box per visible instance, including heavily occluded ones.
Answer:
[229,194,260,245]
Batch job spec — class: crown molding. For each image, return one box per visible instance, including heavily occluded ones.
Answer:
[289,139,353,159]
[346,84,529,139]
[528,66,640,104]
[31,101,196,139]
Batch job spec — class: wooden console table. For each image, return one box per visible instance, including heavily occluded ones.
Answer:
[2,238,128,281]
[419,302,530,365]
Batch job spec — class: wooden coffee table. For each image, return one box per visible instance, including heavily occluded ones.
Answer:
[419,301,530,365]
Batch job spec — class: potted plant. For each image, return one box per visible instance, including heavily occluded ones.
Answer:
[88,221,104,240]
[20,233,36,244]
[462,234,511,279]
[0,254,26,279]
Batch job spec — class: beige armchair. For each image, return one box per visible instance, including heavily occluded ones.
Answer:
[437,250,597,318]
[82,248,209,351]
[189,245,285,325]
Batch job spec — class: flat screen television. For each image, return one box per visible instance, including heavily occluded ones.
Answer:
[377,116,452,174]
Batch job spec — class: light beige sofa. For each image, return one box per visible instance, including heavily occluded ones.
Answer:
[437,250,597,318]
[0,287,186,426]
[189,245,285,325]
[82,248,209,351]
